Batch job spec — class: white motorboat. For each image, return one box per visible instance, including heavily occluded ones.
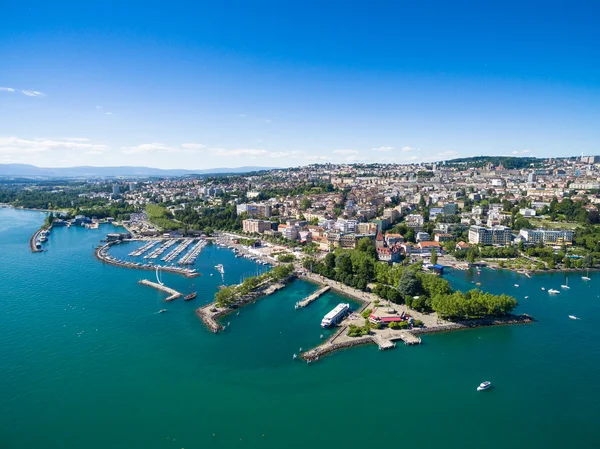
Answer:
[514,284,519,287]
[561,278,570,289]
[541,287,546,291]
[158,309,167,313]
[569,315,578,320]
[477,381,491,391]
[548,289,560,295]
[214,264,225,275]
[582,270,591,281]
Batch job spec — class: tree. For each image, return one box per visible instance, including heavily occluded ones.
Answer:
[467,249,476,265]
[430,248,438,265]
[397,270,420,297]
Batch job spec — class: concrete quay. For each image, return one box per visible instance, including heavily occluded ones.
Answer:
[138,279,182,301]
[295,286,330,308]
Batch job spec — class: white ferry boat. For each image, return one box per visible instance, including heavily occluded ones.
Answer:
[215,264,225,275]
[321,303,350,328]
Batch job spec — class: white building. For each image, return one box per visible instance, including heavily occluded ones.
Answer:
[468,225,512,246]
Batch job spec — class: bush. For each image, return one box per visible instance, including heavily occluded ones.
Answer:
[389,321,400,329]
[347,324,370,337]
[413,319,424,327]
[277,254,295,263]
[361,308,372,318]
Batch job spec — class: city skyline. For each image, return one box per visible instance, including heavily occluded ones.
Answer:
[2,1,599,169]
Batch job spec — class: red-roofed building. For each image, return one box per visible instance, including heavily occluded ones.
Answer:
[418,241,442,254]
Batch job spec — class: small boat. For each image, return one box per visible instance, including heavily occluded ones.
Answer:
[561,278,570,289]
[524,296,529,299]
[582,270,591,281]
[569,315,578,320]
[548,289,560,295]
[184,292,197,301]
[514,284,519,287]
[158,309,167,313]
[477,381,491,391]
[541,287,546,291]
[214,264,225,275]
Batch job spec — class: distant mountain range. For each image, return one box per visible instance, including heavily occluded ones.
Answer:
[0,164,277,178]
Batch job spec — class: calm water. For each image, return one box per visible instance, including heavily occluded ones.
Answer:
[1,208,599,449]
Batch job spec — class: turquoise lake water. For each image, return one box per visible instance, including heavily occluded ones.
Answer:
[1,208,599,449]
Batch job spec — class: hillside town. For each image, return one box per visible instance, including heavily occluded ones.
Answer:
[3,155,600,271]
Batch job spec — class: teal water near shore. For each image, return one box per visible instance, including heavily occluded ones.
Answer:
[1,208,600,449]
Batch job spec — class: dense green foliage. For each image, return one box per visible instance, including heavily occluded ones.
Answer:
[431,289,517,320]
[446,156,540,169]
[173,204,242,233]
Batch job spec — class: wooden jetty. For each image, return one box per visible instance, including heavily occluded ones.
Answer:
[138,279,182,302]
[295,286,330,308]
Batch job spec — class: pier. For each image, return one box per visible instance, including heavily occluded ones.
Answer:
[29,227,45,252]
[295,286,330,308]
[138,279,182,301]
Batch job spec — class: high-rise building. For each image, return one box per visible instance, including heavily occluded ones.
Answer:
[112,185,120,195]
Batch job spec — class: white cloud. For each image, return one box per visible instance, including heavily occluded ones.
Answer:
[401,146,416,152]
[435,150,458,159]
[512,149,532,155]
[121,143,177,154]
[0,137,107,155]
[371,146,394,152]
[0,87,46,97]
[181,143,206,150]
[306,155,332,162]
[212,148,269,157]
[333,149,359,155]
[264,119,272,123]
[104,112,113,115]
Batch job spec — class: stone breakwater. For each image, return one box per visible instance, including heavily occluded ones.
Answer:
[411,313,535,336]
[301,314,534,362]
[196,275,295,333]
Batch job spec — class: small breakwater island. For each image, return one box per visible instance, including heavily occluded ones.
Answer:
[196,264,296,332]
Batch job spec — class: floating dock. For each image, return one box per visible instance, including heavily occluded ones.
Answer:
[295,286,330,308]
[138,279,182,302]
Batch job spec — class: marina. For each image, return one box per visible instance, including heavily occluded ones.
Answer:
[178,239,208,265]
[95,241,200,277]
[128,240,158,257]
[162,238,194,262]
[144,239,178,259]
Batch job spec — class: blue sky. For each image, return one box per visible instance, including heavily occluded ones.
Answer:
[1,0,599,169]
